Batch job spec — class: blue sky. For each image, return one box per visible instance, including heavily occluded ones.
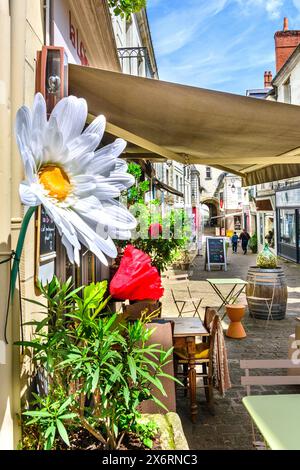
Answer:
[147,0,300,95]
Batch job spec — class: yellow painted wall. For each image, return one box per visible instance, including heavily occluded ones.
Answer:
[0,0,45,449]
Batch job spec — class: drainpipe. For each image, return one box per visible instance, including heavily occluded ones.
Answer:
[44,0,51,46]
[0,0,13,450]
[10,0,27,448]
[11,0,27,220]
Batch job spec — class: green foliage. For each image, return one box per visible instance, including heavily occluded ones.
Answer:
[249,232,258,254]
[126,163,150,205]
[108,0,147,19]
[17,278,178,450]
[133,418,157,448]
[23,394,77,450]
[124,207,192,273]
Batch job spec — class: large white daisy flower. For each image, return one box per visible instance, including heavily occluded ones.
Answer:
[16,93,136,266]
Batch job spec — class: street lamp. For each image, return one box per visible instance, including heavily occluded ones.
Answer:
[230,178,236,193]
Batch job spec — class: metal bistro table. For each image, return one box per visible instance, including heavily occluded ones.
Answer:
[207,278,247,317]
[169,317,209,423]
[242,394,300,450]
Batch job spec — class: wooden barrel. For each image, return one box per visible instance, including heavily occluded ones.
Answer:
[246,267,287,320]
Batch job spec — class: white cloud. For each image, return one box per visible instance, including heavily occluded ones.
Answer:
[235,0,283,19]
[150,0,229,56]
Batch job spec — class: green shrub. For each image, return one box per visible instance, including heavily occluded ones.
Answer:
[249,232,258,254]
[16,277,179,450]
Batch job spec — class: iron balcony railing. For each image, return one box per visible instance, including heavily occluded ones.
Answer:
[117,47,155,79]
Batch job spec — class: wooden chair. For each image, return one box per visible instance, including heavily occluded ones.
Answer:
[240,359,300,448]
[167,273,203,319]
[174,308,219,408]
[246,277,276,327]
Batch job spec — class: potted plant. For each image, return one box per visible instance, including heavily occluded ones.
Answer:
[245,243,287,320]
[177,249,191,271]
[16,277,186,450]
[248,232,258,254]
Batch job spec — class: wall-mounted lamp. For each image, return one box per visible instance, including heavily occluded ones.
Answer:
[230,177,236,193]
[36,46,68,114]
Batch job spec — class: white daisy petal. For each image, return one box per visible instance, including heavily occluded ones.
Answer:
[67,209,117,259]
[74,198,134,231]
[15,106,32,149]
[107,226,132,240]
[19,182,40,206]
[83,114,106,142]
[72,175,97,198]
[89,139,127,175]
[16,134,35,171]
[66,214,109,266]
[16,94,136,266]
[106,174,135,191]
[94,181,120,200]
[43,119,65,160]
[32,93,47,136]
[67,134,100,160]
[49,96,87,144]
[102,199,137,229]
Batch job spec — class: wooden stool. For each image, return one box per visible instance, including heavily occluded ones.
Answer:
[226,304,246,339]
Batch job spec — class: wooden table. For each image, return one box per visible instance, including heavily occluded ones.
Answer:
[168,317,209,423]
[243,394,300,450]
[207,278,247,316]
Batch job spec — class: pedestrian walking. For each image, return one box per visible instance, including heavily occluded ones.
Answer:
[231,231,239,253]
[239,228,250,254]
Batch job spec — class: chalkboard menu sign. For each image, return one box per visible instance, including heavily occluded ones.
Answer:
[205,237,227,271]
[35,206,56,285]
[40,206,56,255]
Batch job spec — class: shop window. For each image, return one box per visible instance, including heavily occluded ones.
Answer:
[234,216,241,230]
[279,209,296,246]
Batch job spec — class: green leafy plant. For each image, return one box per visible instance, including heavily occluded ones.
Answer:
[117,204,192,273]
[249,232,258,254]
[133,418,157,448]
[23,394,77,450]
[17,278,178,450]
[108,0,147,19]
[126,162,150,205]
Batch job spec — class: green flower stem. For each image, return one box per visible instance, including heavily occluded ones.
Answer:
[10,206,37,299]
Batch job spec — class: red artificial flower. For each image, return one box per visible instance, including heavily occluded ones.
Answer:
[109,245,164,301]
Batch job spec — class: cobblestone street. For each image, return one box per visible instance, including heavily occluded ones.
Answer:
[161,247,300,450]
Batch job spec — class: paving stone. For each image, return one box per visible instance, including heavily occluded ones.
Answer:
[163,250,300,449]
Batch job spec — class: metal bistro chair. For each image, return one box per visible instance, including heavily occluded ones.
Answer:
[246,276,276,327]
[167,273,203,319]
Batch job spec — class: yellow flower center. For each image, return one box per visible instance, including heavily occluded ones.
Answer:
[38,165,71,201]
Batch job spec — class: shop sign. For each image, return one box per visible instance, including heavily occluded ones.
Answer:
[69,11,89,66]
[205,237,227,271]
[35,206,56,285]
[52,0,89,66]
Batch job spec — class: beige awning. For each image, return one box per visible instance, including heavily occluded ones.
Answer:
[69,64,300,186]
